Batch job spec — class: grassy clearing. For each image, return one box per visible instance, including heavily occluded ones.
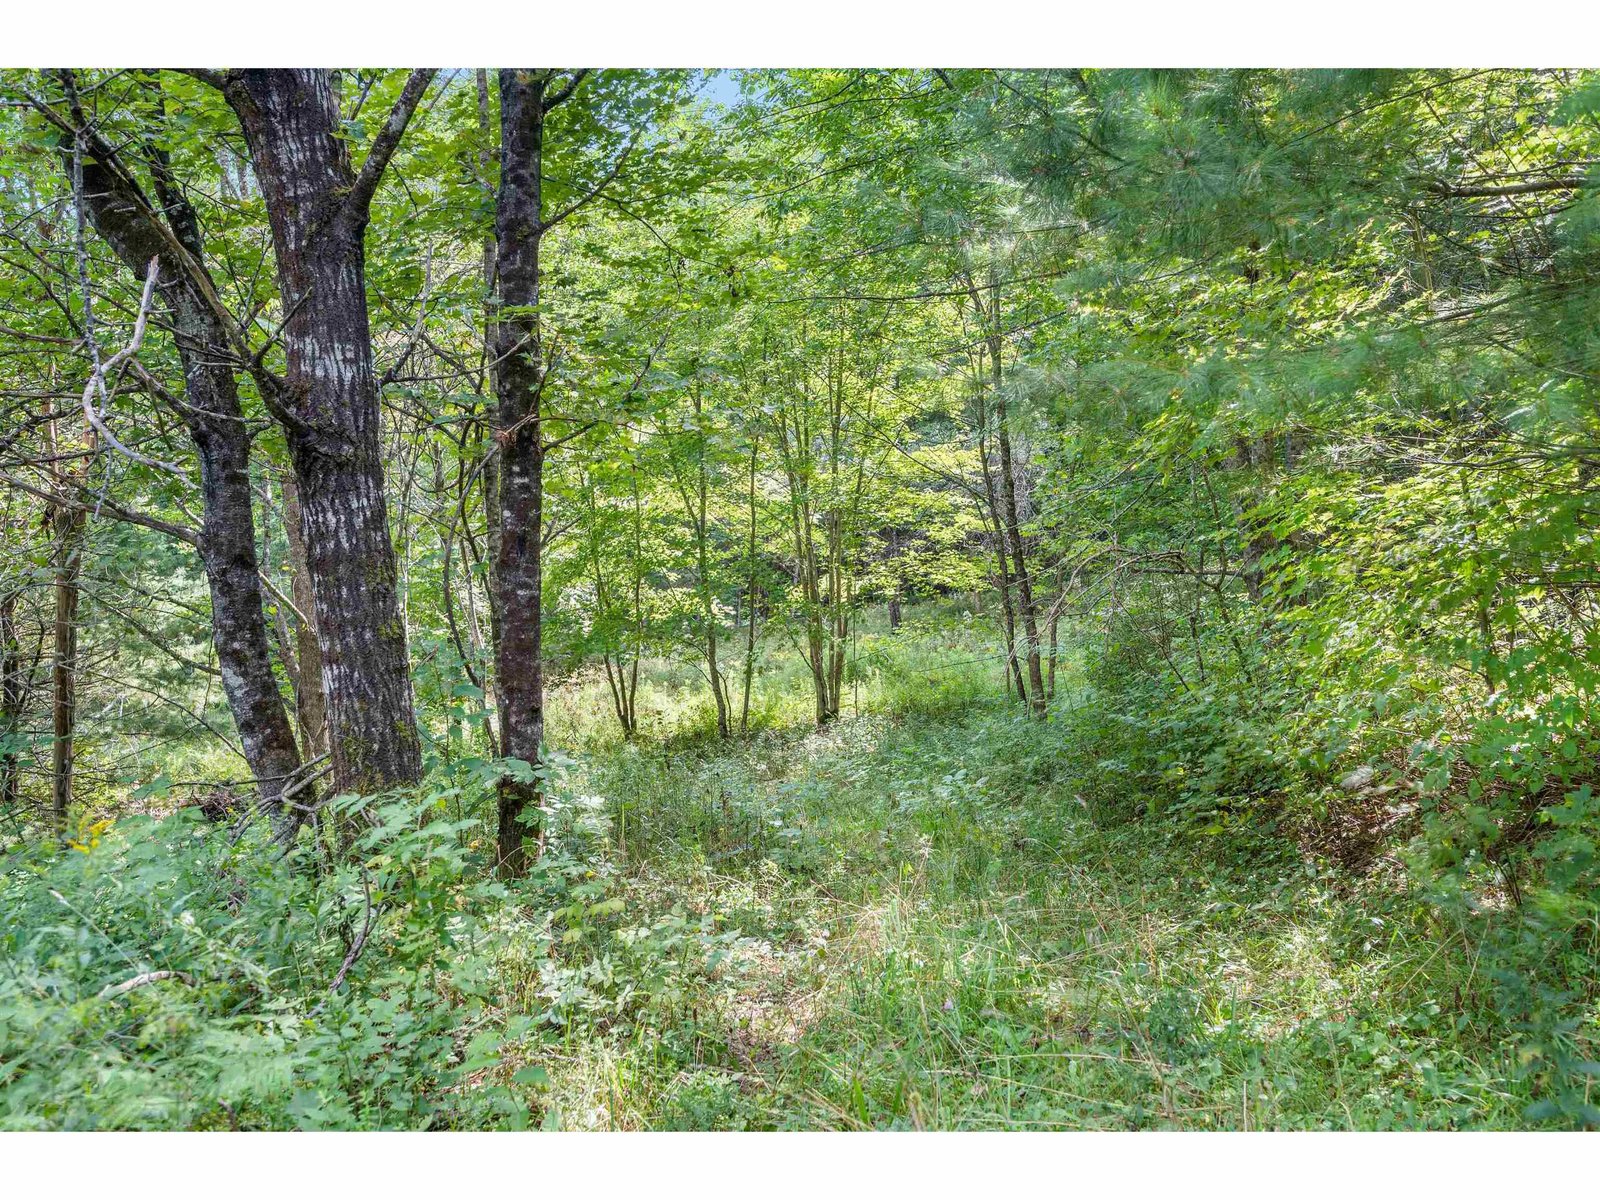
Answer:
[524,690,1559,1130]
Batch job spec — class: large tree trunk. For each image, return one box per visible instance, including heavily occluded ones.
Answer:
[65,111,308,825]
[221,69,429,796]
[190,384,313,819]
[490,69,550,876]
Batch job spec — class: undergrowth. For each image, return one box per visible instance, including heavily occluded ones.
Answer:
[3,613,1597,1129]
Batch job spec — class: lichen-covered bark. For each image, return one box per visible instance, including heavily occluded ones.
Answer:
[67,123,307,821]
[490,69,549,876]
[222,69,426,795]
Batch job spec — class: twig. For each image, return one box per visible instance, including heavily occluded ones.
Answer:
[99,969,196,1000]
[310,869,380,1017]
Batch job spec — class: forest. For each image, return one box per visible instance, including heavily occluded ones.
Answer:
[0,66,1598,1131]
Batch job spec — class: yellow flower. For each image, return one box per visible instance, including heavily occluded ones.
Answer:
[69,817,115,854]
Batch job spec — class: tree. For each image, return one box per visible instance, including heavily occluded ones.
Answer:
[207,68,434,797]
[38,74,309,828]
[489,67,690,873]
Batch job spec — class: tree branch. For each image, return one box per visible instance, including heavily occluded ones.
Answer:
[99,970,196,1000]
[343,69,437,224]
[542,130,641,232]
[78,257,186,477]
[544,69,590,110]
[1433,176,1589,198]
[176,69,234,92]
[0,470,199,547]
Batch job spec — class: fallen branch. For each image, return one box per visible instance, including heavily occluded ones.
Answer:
[99,969,196,1000]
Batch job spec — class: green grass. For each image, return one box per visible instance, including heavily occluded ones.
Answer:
[6,606,1593,1129]
[521,697,1574,1129]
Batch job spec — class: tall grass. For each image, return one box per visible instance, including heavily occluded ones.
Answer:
[531,698,1569,1129]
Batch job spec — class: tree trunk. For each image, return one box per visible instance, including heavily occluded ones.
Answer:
[476,68,505,733]
[884,527,903,630]
[63,108,309,826]
[281,473,328,756]
[50,513,82,845]
[740,437,760,733]
[825,512,848,720]
[0,585,20,815]
[584,481,638,740]
[490,69,550,876]
[45,407,87,844]
[190,386,313,822]
[973,401,1026,703]
[777,415,833,726]
[701,510,731,740]
[626,470,645,737]
[986,338,1046,718]
[221,69,428,795]
[682,383,731,738]
[1047,592,1060,701]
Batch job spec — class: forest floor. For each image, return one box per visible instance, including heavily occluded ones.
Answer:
[522,689,1534,1130]
[4,621,1564,1130]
